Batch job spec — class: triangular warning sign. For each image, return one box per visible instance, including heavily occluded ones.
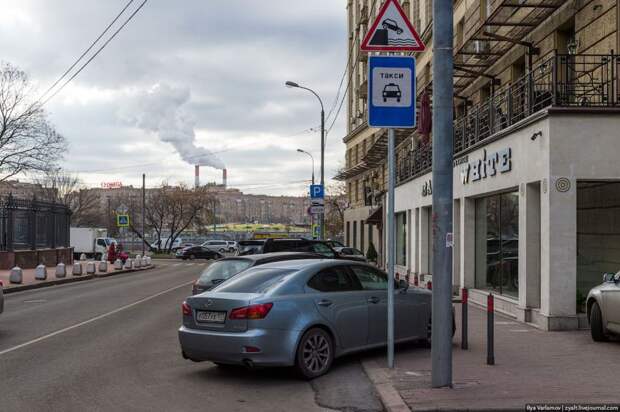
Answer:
[361,0,425,52]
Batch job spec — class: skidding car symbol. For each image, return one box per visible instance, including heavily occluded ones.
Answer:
[382,83,402,102]
[382,19,404,35]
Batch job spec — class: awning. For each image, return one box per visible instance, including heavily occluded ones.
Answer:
[366,206,383,226]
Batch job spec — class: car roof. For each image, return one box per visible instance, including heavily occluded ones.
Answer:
[218,251,322,262]
[256,258,373,270]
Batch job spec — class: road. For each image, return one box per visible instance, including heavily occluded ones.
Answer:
[0,260,382,412]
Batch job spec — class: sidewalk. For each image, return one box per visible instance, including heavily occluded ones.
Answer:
[364,304,620,411]
[0,261,154,293]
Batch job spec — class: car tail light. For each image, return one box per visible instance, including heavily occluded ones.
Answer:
[229,303,273,320]
[426,281,432,290]
[182,301,192,316]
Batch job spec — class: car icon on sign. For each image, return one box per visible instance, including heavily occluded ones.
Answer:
[382,19,404,35]
[382,83,402,102]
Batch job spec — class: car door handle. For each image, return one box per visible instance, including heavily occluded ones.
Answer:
[317,299,333,307]
[368,296,380,304]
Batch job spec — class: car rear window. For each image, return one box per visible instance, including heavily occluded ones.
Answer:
[198,259,253,284]
[213,268,295,294]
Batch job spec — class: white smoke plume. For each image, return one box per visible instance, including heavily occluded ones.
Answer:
[122,83,225,169]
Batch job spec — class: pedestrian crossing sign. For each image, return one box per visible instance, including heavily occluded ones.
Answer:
[117,214,130,227]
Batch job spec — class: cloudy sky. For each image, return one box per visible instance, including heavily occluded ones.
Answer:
[1,0,348,196]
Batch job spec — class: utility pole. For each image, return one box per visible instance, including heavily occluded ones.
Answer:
[142,173,146,256]
[431,0,454,388]
[320,107,325,240]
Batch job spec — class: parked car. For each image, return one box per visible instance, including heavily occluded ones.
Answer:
[202,240,230,254]
[325,240,346,248]
[0,280,4,315]
[191,252,322,295]
[238,240,266,255]
[246,238,367,262]
[226,241,238,253]
[179,259,435,379]
[176,246,222,261]
[587,271,620,341]
[333,247,367,262]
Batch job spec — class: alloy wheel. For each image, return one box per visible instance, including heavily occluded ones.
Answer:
[301,331,331,375]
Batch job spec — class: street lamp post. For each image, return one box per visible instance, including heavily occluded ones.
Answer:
[286,81,325,240]
[297,148,315,238]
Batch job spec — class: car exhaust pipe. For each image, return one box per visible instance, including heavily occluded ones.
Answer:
[242,359,255,369]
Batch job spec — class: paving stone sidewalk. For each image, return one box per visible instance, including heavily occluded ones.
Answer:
[364,304,620,411]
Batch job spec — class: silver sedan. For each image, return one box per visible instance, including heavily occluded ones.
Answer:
[587,271,620,341]
[178,259,432,379]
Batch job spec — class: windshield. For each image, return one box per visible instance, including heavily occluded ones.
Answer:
[197,259,253,285]
[213,268,294,294]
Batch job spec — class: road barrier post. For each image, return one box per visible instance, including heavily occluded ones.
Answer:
[461,288,468,350]
[487,293,495,365]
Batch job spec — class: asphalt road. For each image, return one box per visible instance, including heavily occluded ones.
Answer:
[0,260,382,412]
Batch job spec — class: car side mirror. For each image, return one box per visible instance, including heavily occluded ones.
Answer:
[398,279,409,292]
[603,273,615,282]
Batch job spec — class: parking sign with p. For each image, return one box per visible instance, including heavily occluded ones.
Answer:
[310,184,324,199]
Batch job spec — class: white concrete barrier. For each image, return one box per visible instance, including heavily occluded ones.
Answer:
[98,260,108,273]
[55,263,66,278]
[9,266,22,284]
[35,264,47,280]
[72,262,83,276]
[141,257,148,267]
[114,259,123,270]
[123,259,133,270]
[134,255,142,268]
[145,256,152,266]
[86,261,96,275]
[80,253,87,261]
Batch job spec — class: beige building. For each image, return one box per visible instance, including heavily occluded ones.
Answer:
[339,0,620,330]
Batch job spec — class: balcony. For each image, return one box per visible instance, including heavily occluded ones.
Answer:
[397,53,620,185]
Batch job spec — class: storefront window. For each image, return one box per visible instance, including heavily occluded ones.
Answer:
[475,192,519,298]
[396,212,407,266]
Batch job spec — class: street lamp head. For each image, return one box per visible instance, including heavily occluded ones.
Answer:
[285,81,299,88]
[296,148,305,153]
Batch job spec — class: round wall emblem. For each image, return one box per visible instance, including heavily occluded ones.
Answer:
[555,177,571,193]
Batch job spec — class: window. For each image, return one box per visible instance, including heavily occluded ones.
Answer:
[97,239,106,247]
[307,267,360,292]
[350,265,388,290]
[475,192,519,298]
[353,221,358,249]
[198,259,253,284]
[396,212,407,266]
[346,221,351,246]
[308,243,336,258]
[360,222,365,255]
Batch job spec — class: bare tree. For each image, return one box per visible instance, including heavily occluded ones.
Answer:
[324,182,347,240]
[143,183,214,253]
[35,170,102,226]
[0,63,66,181]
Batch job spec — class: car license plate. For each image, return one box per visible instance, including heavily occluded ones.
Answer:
[196,310,226,323]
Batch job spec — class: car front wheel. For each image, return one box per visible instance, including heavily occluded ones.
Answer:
[296,328,333,379]
[590,301,607,342]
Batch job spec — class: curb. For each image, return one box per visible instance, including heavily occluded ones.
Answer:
[3,265,156,294]
[361,359,410,412]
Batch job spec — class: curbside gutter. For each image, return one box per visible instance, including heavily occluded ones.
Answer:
[361,359,411,412]
[3,265,157,294]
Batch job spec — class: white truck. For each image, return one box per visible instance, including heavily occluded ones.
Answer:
[70,227,117,260]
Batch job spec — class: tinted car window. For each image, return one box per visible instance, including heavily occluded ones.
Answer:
[268,240,299,252]
[198,259,254,285]
[307,267,360,292]
[309,243,335,258]
[350,266,388,290]
[214,268,295,293]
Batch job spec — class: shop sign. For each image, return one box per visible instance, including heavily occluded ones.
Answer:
[421,180,432,197]
[461,148,512,184]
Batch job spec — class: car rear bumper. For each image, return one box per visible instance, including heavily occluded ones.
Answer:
[178,325,299,366]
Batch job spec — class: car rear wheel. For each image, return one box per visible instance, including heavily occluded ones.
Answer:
[189,254,195,260]
[590,302,607,342]
[296,328,333,379]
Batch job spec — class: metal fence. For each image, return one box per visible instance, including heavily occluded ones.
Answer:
[397,53,619,185]
[0,195,71,251]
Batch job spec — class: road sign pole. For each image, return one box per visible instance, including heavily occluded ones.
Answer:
[142,173,146,256]
[431,0,454,389]
[387,128,396,369]
[320,108,325,240]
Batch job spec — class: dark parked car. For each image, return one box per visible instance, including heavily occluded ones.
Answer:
[238,240,266,255]
[244,238,367,262]
[192,252,322,295]
[334,247,367,262]
[176,246,222,261]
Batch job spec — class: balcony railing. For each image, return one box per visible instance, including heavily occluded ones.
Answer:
[397,53,619,185]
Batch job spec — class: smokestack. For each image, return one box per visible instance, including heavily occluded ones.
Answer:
[223,168,227,189]
[195,165,200,188]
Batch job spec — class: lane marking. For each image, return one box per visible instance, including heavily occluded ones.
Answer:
[0,280,193,357]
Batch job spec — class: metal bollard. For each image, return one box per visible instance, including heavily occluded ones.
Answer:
[461,288,468,350]
[487,293,495,365]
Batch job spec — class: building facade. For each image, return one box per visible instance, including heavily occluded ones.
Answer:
[340,0,620,330]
